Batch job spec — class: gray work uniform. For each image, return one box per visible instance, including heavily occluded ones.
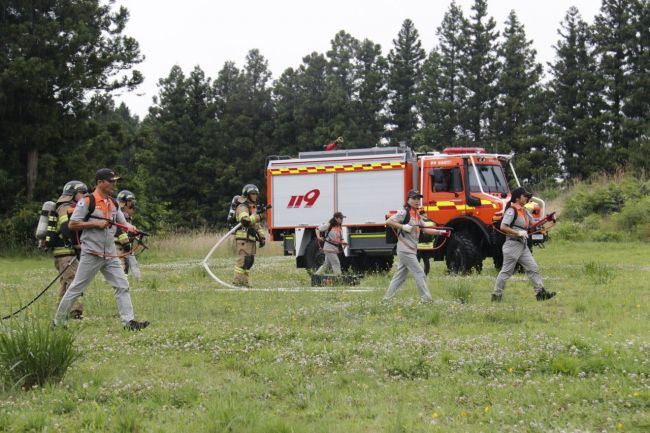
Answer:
[493,205,544,296]
[383,208,432,302]
[54,194,135,325]
[314,223,342,276]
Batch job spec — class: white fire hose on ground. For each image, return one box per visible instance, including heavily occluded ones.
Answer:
[201,222,374,292]
[202,223,242,290]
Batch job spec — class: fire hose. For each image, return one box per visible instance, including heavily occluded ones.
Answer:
[2,256,77,320]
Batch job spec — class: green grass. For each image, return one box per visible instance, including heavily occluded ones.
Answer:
[0,235,649,432]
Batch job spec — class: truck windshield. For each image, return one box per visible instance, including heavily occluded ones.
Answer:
[468,165,509,194]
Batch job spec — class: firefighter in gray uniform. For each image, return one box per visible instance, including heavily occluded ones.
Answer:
[383,190,450,302]
[53,168,149,330]
[314,211,347,276]
[491,187,556,302]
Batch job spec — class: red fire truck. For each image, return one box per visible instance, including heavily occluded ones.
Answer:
[266,145,547,273]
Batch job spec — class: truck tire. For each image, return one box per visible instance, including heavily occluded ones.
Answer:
[304,239,324,273]
[445,232,482,274]
[490,229,505,269]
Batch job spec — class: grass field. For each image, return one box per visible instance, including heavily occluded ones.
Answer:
[0,235,649,433]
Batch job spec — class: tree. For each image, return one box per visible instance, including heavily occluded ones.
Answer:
[625,0,650,171]
[352,38,388,146]
[143,65,216,225]
[418,1,468,148]
[0,0,143,206]
[325,31,360,144]
[494,11,554,181]
[387,19,426,146]
[549,7,608,179]
[592,0,641,163]
[460,0,500,147]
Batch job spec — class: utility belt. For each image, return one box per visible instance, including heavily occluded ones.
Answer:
[235,228,258,242]
[53,248,76,257]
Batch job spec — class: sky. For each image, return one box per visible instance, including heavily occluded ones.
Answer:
[114,0,603,118]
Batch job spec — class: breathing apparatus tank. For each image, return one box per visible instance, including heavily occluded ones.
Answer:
[35,201,56,240]
[226,195,241,228]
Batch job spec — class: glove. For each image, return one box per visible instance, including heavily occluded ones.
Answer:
[401,224,413,233]
[258,237,266,248]
[516,229,528,240]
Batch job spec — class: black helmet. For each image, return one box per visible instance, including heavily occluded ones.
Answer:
[242,184,260,198]
[117,190,136,202]
[62,180,88,197]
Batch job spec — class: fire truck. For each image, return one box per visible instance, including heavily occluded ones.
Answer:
[265,145,547,274]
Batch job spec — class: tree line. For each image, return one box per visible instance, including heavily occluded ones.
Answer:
[1,0,649,242]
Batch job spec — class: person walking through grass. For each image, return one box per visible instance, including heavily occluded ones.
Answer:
[383,190,450,303]
[491,187,556,302]
[314,211,347,276]
[52,168,149,331]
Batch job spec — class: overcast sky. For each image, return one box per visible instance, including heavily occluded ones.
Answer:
[114,0,603,118]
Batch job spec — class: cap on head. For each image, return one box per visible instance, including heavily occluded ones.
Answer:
[407,190,423,199]
[96,168,120,182]
[333,211,346,219]
[511,187,533,201]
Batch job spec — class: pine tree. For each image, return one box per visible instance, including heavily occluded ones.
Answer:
[592,0,641,163]
[549,7,608,179]
[292,53,330,149]
[494,11,554,181]
[326,31,360,144]
[387,19,426,146]
[460,0,500,147]
[351,38,388,147]
[144,65,216,224]
[416,49,445,150]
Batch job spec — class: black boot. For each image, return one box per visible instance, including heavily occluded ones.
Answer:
[491,293,502,302]
[536,289,556,301]
[124,320,150,331]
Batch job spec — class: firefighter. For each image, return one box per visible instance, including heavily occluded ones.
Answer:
[383,190,450,303]
[53,168,149,330]
[115,190,140,279]
[233,184,266,287]
[52,180,88,319]
[491,187,556,302]
[314,212,347,276]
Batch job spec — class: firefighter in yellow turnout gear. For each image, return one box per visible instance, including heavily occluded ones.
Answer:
[233,184,266,287]
[115,190,141,280]
[50,180,88,319]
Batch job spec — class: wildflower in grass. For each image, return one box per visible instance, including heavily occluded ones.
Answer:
[431,412,439,418]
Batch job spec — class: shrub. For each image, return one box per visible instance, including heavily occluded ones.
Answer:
[553,221,587,241]
[0,202,41,252]
[0,320,81,389]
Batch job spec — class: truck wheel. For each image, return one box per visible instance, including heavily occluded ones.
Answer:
[374,257,394,273]
[445,232,482,274]
[304,239,324,273]
[491,230,505,270]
